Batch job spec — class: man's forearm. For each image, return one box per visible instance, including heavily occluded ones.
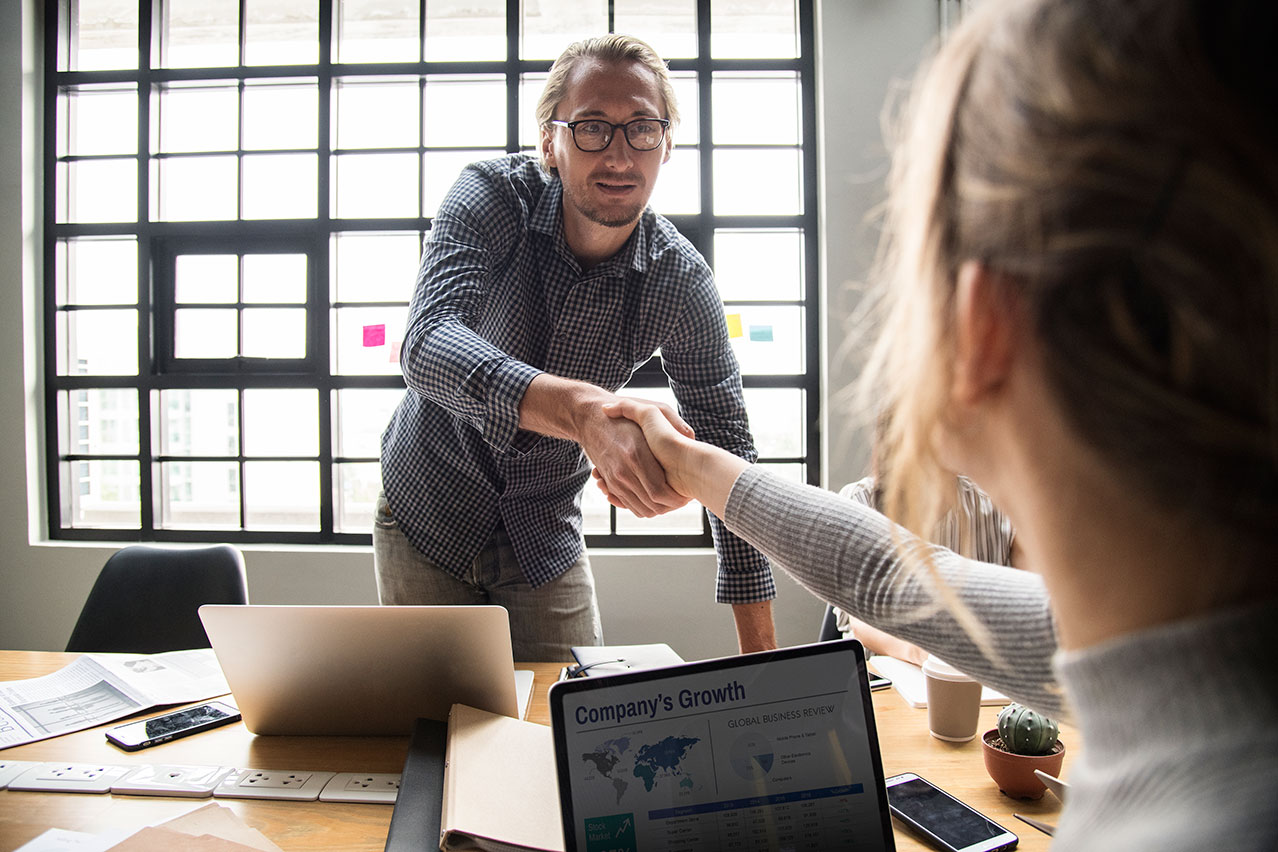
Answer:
[732,601,777,654]
[518,373,608,442]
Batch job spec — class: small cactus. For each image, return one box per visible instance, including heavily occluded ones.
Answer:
[996,703,1060,756]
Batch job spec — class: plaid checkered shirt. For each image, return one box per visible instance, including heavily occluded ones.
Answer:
[380,154,775,604]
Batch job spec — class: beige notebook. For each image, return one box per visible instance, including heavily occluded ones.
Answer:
[441,704,565,852]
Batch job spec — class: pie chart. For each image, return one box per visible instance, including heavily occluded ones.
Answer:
[729,732,775,780]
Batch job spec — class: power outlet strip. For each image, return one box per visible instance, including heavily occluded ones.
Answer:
[0,760,39,790]
[215,768,336,801]
[111,764,234,797]
[317,772,401,804]
[8,762,133,794]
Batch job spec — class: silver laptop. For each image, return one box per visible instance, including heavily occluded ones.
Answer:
[199,604,518,735]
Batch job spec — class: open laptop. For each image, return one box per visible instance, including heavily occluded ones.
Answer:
[548,639,896,851]
[199,604,520,736]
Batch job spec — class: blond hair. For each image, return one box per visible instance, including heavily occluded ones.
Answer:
[535,34,680,174]
[864,0,1278,557]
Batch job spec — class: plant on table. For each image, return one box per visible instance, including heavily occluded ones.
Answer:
[981,702,1066,800]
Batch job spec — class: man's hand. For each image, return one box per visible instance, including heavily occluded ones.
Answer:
[519,375,694,517]
[579,400,695,517]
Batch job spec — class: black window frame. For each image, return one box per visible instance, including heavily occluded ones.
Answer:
[42,0,820,549]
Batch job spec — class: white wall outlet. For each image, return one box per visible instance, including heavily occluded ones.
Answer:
[7,762,133,793]
[318,772,401,804]
[111,764,234,797]
[0,761,38,790]
[214,768,336,801]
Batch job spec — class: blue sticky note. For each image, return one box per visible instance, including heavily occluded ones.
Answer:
[748,325,774,342]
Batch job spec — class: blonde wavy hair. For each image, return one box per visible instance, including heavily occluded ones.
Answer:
[535,34,680,175]
[863,0,1278,570]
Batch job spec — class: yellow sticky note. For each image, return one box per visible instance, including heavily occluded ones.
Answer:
[725,313,743,338]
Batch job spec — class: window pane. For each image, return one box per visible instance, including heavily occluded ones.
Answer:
[336,0,419,63]
[244,461,320,530]
[332,306,408,375]
[156,83,239,153]
[615,0,698,58]
[244,254,308,303]
[743,388,804,457]
[615,501,704,535]
[334,78,420,150]
[155,155,238,221]
[424,151,491,218]
[58,159,137,224]
[335,461,381,532]
[60,389,139,456]
[58,309,138,375]
[160,389,239,456]
[243,81,318,150]
[244,389,317,456]
[726,305,803,375]
[713,72,800,145]
[649,147,699,216]
[58,237,138,306]
[160,0,239,68]
[425,0,504,61]
[669,73,698,145]
[713,148,801,215]
[160,461,240,529]
[245,0,319,66]
[581,479,610,535]
[64,460,140,529]
[243,153,318,219]
[332,232,420,303]
[60,85,137,156]
[243,308,308,358]
[176,255,238,304]
[333,153,419,218]
[714,229,803,302]
[711,0,799,59]
[519,73,548,151]
[175,308,238,358]
[334,389,404,457]
[521,0,607,60]
[64,0,139,71]
[424,77,505,147]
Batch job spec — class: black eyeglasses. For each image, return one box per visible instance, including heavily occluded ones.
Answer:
[549,117,671,152]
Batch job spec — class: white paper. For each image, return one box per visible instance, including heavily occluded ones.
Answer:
[13,828,130,852]
[0,649,230,749]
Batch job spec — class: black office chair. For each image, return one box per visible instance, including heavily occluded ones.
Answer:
[66,544,248,654]
[817,602,843,642]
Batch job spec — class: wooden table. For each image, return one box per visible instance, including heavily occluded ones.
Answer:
[0,651,1071,851]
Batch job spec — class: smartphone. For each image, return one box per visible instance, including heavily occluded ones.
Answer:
[885,772,1018,852]
[869,672,893,690]
[106,701,241,751]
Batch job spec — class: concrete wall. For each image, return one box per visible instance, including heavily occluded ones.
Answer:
[0,0,938,657]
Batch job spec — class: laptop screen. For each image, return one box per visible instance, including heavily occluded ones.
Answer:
[548,640,895,852]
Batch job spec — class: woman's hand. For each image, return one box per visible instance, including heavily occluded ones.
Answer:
[596,398,749,518]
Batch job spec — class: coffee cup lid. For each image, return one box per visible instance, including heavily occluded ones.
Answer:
[921,655,977,683]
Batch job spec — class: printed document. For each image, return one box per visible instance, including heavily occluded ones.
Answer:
[0,649,230,749]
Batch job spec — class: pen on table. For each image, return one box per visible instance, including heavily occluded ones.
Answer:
[1013,813,1056,837]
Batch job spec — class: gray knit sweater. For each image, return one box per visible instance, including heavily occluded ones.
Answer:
[724,466,1278,851]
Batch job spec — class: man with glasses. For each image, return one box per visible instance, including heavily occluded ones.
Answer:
[376,34,776,661]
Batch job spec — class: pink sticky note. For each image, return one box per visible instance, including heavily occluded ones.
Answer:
[389,341,402,364]
[363,324,386,347]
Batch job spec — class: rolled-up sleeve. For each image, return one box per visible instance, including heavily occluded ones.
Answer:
[399,169,543,454]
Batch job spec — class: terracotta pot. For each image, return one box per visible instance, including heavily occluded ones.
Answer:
[981,728,1066,800]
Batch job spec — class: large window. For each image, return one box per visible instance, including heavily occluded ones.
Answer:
[44,0,819,546]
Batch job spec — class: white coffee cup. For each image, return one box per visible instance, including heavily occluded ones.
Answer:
[922,655,983,742]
